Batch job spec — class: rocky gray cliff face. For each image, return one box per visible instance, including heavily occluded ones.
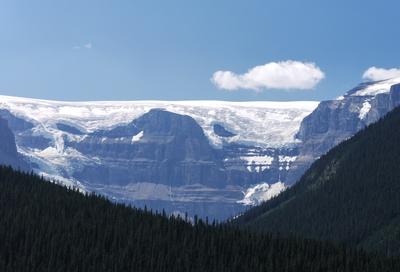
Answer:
[67,109,298,190]
[68,109,225,188]
[62,109,297,219]
[0,116,28,169]
[287,82,400,185]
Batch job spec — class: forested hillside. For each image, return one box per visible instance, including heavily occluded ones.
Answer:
[0,166,398,271]
[235,106,400,256]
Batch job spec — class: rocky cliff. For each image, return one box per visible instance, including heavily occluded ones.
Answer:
[0,116,28,169]
[287,82,400,185]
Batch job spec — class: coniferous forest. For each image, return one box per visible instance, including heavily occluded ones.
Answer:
[234,106,400,256]
[0,166,399,272]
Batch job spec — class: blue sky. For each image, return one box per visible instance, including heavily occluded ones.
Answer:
[0,0,399,101]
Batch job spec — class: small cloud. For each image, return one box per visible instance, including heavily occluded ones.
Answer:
[362,66,400,81]
[84,43,92,49]
[211,60,325,92]
[72,42,93,50]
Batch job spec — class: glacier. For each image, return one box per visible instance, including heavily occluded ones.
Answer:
[0,96,318,148]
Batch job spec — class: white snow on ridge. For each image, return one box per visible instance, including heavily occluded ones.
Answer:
[0,95,319,148]
[349,77,400,97]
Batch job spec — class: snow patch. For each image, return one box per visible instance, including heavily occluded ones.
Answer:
[336,95,345,100]
[278,155,297,171]
[131,131,144,143]
[278,155,297,163]
[241,155,274,173]
[238,182,286,206]
[359,101,371,120]
[240,155,274,165]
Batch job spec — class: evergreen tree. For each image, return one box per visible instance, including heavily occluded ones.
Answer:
[0,166,399,271]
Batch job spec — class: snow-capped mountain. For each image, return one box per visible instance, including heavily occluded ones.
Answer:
[0,77,399,219]
[0,97,317,219]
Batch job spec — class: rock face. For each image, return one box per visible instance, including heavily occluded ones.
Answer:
[0,78,399,220]
[288,81,400,185]
[70,109,224,188]
[213,124,236,137]
[0,116,27,169]
[64,109,301,219]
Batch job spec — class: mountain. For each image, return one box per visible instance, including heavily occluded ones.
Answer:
[0,97,317,219]
[1,166,399,272]
[0,77,399,220]
[234,99,400,256]
[287,78,400,185]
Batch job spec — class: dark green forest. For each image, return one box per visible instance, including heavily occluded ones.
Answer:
[0,166,399,272]
[234,106,400,256]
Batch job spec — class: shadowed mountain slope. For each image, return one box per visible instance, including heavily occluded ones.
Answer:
[235,105,400,256]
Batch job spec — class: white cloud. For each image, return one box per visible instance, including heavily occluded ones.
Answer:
[72,42,92,50]
[211,60,325,91]
[84,43,92,49]
[362,67,400,81]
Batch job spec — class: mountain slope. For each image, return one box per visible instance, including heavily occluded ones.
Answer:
[235,105,400,255]
[0,166,399,272]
